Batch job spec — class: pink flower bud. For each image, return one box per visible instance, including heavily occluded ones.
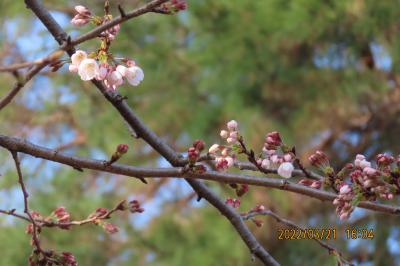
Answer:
[103,223,119,234]
[193,139,205,151]
[283,153,292,162]
[220,130,228,139]
[310,181,322,189]
[363,167,377,176]
[61,252,78,266]
[96,64,109,80]
[376,153,394,166]
[75,5,91,15]
[25,223,33,234]
[298,178,314,186]
[229,131,238,139]
[264,131,282,149]
[252,219,263,227]
[261,159,270,169]
[129,200,144,213]
[71,16,89,26]
[251,204,266,212]
[227,120,238,131]
[226,137,236,144]
[225,156,234,167]
[208,144,220,154]
[271,155,280,164]
[188,147,199,162]
[225,198,240,208]
[95,208,108,217]
[359,160,371,169]
[108,70,124,87]
[117,144,129,154]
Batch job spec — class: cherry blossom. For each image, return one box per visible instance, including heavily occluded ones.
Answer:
[277,162,294,179]
[78,58,100,80]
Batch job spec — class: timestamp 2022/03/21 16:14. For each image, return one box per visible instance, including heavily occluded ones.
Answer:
[277,228,375,240]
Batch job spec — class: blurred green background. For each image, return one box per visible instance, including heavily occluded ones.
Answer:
[1,0,400,265]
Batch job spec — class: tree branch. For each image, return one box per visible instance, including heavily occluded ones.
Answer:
[0,50,63,110]
[1,134,399,215]
[23,1,279,265]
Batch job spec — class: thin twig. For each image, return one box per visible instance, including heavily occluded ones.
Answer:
[0,208,31,222]
[10,151,44,255]
[0,50,63,110]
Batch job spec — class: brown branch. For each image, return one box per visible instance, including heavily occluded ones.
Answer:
[242,210,354,266]
[0,50,62,72]
[68,0,170,47]
[39,200,126,228]
[0,208,31,222]
[0,50,63,110]
[1,134,399,215]
[10,151,45,256]
[19,1,281,261]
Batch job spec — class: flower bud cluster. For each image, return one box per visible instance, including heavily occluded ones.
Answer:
[332,153,400,220]
[187,139,205,163]
[298,178,322,189]
[71,5,92,26]
[225,198,240,208]
[101,20,121,41]
[129,200,145,213]
[103,222,119,234]
[264,131,282,151]
[308,150,329,169]
[333,184,355,220]
[60,252,78,266]
[53,206,71,223]
[351,154,395,200]
[69,50,144,89]
[69,4,143,89]
[209,120,240,171]
[258,131,294,178]
[160,0,187,13]
[220,120,239,144]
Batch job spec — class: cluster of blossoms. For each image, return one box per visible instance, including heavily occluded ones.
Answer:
[208,120,239,171]
[306,150,399,220]
[333,184,355,220]
[69,50,144,90]
[225,198,241,208]
[26,199,144,265]
[29,251,78,266]
[187,140,205,163]
[257,131,295,179]
[247,204,266,227]
[351,154,396,200]
[69,4,144,90]
[334,153,399,219]
[71,5,92,26]
[159,0,188,13]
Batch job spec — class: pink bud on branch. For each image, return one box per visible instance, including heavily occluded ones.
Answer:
[107,144,129,165]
